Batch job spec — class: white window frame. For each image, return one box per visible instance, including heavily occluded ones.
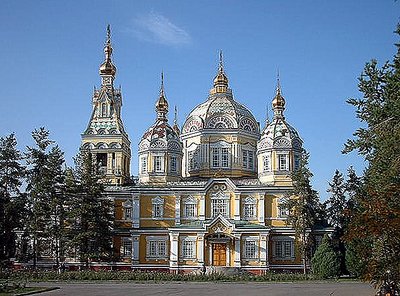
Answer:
[211,191,230,218]
[153,155,163,173]
[146,236,168,260]
[183,196,197,219]
[243,236,259,259]
[121,237,132,257]
[188,150,199,170]
[122,200,132,220]
[243,196,257,220]
[152,196,164,219]
[277,198,289,218]
[278,153,289,171]
[180,236,197,259]
[272,237,295,260]
[210,142,231,169]
[140,156,147,174]
[263,154,271,172]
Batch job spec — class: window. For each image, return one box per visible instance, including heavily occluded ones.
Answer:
[244,239,258,259]
[188,151,199,170]
[146,237,168,259]
[141,156,147,174]
[170,156,177,173]
[277,198,288,218]
[273,239,294,260]
[294,155,300,170]
[243,197,256,220]
[101,103,107,117]
[152,197,164,219]
[154,156,163,172]
[212,147,230,168]
[122,200,132,220]
[122,238,132,257]
[263,155,270,172]
[211,191,229,218]
[183,196,197,219]
[242,150,254,169]
[181,237,196,259]
[278,154,289,171]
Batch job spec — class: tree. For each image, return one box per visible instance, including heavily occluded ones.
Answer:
[25,128,66,269]
[343,25,400,294]
[65,150,113,268]
[282,149,322,275]
[0,134,26,268]
[311,235,341,279]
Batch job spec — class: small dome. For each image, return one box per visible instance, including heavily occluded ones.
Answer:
[99,59,116,76]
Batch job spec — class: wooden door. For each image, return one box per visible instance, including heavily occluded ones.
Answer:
[213,243,226,266]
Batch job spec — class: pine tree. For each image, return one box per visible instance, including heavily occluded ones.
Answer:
[65,150,113,268]
[343,25,400,294]
[325,170,347,230]
[0,134,26,268]
[25,128,66,269]
[282,149,322,274]
[311,235,341,279]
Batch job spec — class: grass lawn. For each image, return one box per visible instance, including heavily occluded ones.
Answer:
[0,286,58,296]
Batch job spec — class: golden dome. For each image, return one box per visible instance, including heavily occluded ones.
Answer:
[210,51,229,94]
[155,72,169,119]
[272,79,286,117]
[99,25,116,76]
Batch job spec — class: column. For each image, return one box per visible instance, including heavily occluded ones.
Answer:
[197,234,205,265]
[234,234,241,267]
[131,233,140,265]
[226,243,230,266]
[132,194,140,228]
[175,195,181,226]
[199,194,205,220]
[258,193,265,226]
[234,193,240,220]
[169,232,179,270]
[260,232,269,269]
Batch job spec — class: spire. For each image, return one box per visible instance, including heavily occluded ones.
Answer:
[265,104,270,126]
[155,72,169,121]
[173,105,180,135]
[99,24,116,83]
[272,73,286,119]
[210,50,229,94]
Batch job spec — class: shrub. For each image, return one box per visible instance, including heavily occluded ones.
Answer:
[311,235,341,279]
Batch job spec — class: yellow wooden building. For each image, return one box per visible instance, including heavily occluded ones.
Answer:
[82,27,326,273]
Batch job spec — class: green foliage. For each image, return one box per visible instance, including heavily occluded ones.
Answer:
[0,134,26,267]
[65,150,113,266]
[345,240,366,278]
[0,270,319,282]
[325,170,347,230]
[25,128,66,268]
[282,150,322,274]
[311,235,340,279]
[344,24,400,293]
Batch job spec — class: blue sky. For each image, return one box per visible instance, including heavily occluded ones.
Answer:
[0,1,398,200]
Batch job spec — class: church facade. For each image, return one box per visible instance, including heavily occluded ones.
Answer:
[82,27,324,273]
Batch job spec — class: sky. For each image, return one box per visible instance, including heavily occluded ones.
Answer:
[0,0,398,200]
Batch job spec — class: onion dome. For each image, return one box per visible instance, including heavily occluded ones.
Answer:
[258,80,302,153]
[211,51,229,93]
[139,74,181,152]
[99,25,116,76]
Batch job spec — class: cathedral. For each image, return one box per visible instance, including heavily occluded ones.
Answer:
[81,26,325,273]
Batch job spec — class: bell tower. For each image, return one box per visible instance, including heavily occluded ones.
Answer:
[81,25,131,185]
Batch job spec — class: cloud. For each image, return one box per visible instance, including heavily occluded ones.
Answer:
[131,12,191,46]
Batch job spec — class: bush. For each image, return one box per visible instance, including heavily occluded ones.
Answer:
[345,240,366,278]
[311,235,341,279]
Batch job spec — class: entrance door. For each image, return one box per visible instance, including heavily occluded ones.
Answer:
[213,243,226,266]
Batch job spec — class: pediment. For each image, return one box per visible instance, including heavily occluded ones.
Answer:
[204,214,234,234]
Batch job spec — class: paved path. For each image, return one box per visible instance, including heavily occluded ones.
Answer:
[31,281,376,296]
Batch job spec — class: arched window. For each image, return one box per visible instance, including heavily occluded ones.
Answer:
[243,196,256,220]
[152,196,164,219]
[101,103,107,117]
[122,200,132,220]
